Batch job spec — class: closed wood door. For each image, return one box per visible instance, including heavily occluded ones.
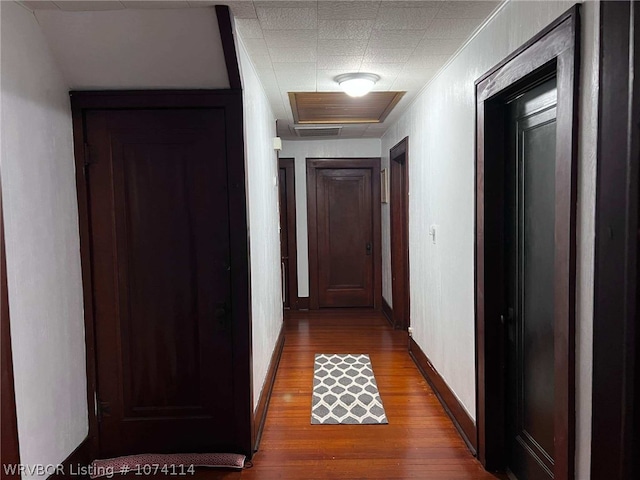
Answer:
[314,168,374,308]
[85,109,236,457]
[505,78,558,479]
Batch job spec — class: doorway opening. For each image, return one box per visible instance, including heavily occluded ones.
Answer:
[475,7,579,480]
[278,158,299,310]
[389,137,410,331]
[306,158,382,309]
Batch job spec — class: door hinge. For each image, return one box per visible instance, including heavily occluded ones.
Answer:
[97,399,111,422]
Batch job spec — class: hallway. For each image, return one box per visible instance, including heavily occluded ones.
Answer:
[210,310,500,479]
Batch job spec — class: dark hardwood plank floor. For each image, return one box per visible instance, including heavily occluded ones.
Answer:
[200,309,500,480]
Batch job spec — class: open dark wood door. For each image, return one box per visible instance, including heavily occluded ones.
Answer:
[84,108,240,457]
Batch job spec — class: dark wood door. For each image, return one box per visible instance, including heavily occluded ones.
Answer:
[390,139,410,330]
[315,168,374,308]
[279,166,290,308]
[278,158,297,309]
[1,192,20,478]
[505,78,558,479]
[85,109,236,457]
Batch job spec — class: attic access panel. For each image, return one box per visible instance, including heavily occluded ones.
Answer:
[289,91,405,124]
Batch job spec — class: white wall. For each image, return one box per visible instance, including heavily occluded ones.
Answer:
[380,1,597,476]
[280,138,381,297]
[0,2,88,476]
[237,34,283,410]
[34,7,229,90]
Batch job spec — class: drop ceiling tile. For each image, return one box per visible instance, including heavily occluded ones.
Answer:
[318,39,369,56]
[363,48,413,63]
[317,55,362,70]
[369,77,396,91]
[20,1,61,10]
[236,19,264,39]
[264,30,317,48]
[318,19,374,39]
[380,1,439,8]
[120,1,189,9]
[368,29,425,49]
[391,74,429,91]
[404,53,449,70]
[273,62,317,89]
[414,37,463,55]
[373,7,438,30]
[359,62,403,80]
[424,18,482,38]
[257,7,317,30]
[318,1,381,20]
[223,1,258,19]
[436,1,499,19]
[269,47,317,63]
[316,70,344,92]
[54,1,126,10]
[255,1,314,7]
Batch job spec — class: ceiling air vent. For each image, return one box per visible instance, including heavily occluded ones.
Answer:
[292,125,342,138]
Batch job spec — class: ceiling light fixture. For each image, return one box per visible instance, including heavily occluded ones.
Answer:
[335,73,380,97]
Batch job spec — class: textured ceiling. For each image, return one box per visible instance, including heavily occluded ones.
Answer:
[233,1,501,139]
[19,0,502,139]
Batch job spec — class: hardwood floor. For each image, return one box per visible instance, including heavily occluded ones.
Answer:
[204,309,500,479]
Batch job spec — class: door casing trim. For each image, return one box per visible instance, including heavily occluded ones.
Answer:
[306,158,382,310]
[590,1,640,477]
[389,137,410,330]
[474,6,580,479]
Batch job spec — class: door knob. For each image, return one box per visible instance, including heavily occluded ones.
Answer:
[366,242,372,255]
[215,301,230,322]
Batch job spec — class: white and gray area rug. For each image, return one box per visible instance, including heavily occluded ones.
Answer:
[311,353,388,425]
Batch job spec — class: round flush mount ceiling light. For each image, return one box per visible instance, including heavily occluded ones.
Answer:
[335,73,380,97]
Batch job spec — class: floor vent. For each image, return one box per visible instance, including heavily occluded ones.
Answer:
[292,125,342,138]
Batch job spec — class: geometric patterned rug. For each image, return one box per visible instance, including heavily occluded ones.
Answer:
[311,353,388,425]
